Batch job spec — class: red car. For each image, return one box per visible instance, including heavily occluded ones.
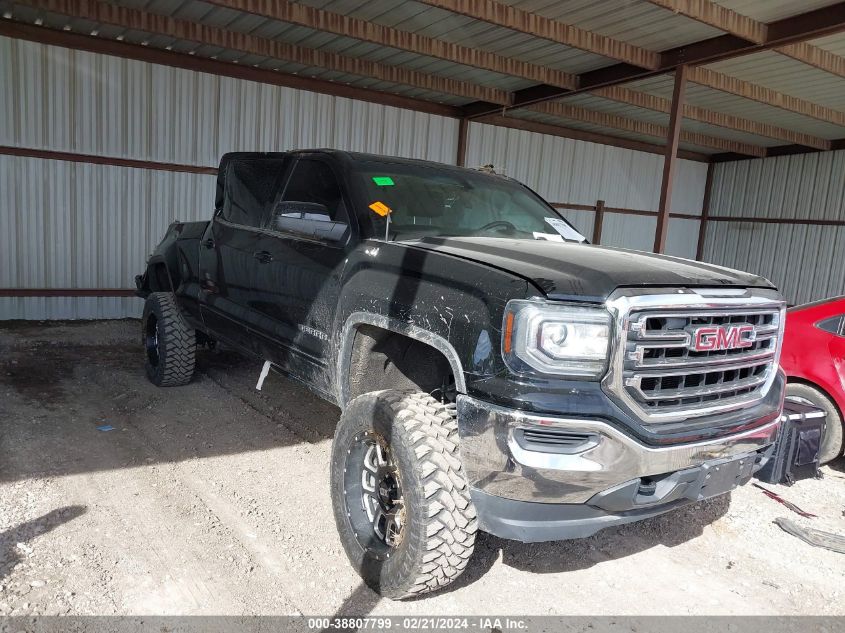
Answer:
[780,296,845,463]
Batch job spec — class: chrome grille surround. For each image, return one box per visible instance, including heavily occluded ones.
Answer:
[603,287,786,425]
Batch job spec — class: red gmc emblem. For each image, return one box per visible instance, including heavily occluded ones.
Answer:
[690,325,755,351]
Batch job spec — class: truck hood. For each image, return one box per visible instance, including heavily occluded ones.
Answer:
[404,237,773,302]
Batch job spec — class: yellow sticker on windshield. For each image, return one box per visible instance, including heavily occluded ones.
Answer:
[369,201,392,217]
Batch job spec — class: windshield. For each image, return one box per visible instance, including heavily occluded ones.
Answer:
[353,161,586,242]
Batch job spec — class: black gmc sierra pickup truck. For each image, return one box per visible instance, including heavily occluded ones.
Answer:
[137,150,786,598]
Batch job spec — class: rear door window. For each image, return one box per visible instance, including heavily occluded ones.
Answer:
[267,158,351,242]
[220,158,289,228]
[280,159,348,221]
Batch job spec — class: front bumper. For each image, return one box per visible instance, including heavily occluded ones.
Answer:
[457,394,779,541]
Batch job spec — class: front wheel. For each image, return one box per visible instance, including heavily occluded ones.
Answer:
[330,391,478,599]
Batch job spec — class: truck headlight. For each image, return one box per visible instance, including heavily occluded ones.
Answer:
[502,300,611,379]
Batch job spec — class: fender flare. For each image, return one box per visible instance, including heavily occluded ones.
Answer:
[143,256,176,294]
[336,311,467,407]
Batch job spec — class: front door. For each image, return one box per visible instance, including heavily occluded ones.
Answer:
[250,157,354,394]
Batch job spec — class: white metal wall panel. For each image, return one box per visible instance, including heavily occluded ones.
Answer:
[600,214,657,253]
[703,221,845,306]
[673,161,708,216]
[465,123,707,215]
[0,155,214,319]
[710,150,845,221]
[0,156,215,289]
[666,218,702,260]
[598,216,698,258]
[703,149,845,305]
[465,123,706,259]
[0,36,459,167]
[1,36,458,319]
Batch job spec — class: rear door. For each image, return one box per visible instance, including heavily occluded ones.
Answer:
[249,156,354,390]
[198,156,291,350]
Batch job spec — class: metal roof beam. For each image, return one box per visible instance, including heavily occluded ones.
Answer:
[644,0,767,44]
[687,66,845,127]
[775,42,845,79]
[712,138,845,162]
[645,0,845,80]
[526,101,766,156]
[16,0,512,105]
[592,85,831,150]
[473,114,710,162]
[463,1,845,117]
[203,0,577,89]
[414,0,661,69]
[654,66,688,254]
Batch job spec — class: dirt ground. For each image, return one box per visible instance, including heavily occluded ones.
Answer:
[1,320,843,617]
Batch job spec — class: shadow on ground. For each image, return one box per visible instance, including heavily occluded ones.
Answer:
[0,321,339,484]
[437,493,732,595]
[0,506,87,582]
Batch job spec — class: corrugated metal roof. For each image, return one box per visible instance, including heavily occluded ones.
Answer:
[719,0,838,23]
[288,0,615,75]
[809,32,845,56]
[706,50,845,112]
[512,107,678,148]
[551,92,784,148]
[509,108,728,156]
[6,1,538,99]
[11,0,724,88]
[513,0,722,50]
[3,0,844,163]
[628,73,845,141]
[133,0,616,77]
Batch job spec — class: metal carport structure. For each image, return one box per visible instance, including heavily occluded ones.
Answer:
[1,0,844,315]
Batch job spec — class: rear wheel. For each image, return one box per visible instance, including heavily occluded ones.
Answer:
[142,292,196,387]
[786,382,843,464]
[331,390,477,599]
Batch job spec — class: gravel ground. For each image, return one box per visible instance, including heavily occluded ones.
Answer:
[1,320,843,617]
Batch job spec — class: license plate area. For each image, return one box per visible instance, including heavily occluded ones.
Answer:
[697,454,756,499]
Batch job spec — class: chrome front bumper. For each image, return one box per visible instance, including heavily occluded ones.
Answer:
[456,394,780,505]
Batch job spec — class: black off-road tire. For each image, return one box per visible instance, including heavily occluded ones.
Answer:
[786,382,843,464]
[142,292,196,387]
[331,390,478,599]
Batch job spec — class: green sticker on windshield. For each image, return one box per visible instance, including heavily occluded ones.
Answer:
[372,176,395,186]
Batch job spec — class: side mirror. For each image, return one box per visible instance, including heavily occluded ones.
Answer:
[272,201,349,242]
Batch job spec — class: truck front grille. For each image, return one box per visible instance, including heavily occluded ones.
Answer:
[605,291,785,425]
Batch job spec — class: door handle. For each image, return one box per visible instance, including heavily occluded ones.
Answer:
[200,276,219,294]
[253,250,273,263]
[201,238,215,249]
